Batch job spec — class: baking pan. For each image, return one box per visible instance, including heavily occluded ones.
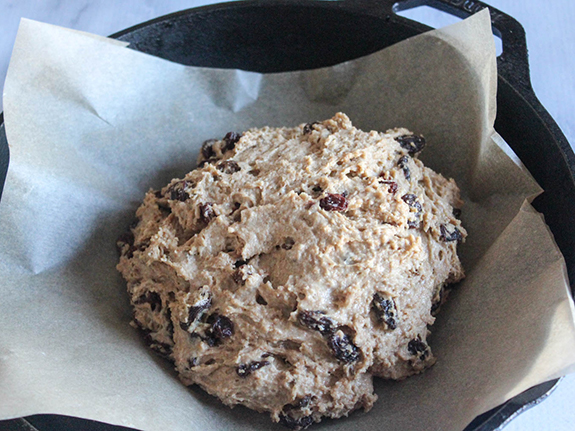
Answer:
[1,0,573,430]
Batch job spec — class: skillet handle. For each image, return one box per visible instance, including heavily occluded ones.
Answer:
[341,0,532,92]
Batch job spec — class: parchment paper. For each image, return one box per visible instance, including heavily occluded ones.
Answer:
[1,10,575,431]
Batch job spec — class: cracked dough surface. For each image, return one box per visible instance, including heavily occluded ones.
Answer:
[117,113,466,429]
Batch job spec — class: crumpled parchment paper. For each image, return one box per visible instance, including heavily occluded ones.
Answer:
[1,9,575,431]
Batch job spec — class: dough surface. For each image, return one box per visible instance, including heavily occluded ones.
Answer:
[117,113,466,429]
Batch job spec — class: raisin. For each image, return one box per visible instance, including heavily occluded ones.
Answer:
[328,329,360,363]
[278,414,314,430]
[395,134,426,155]
[199,157,218,167]
[379,180,398,194]
[199,202,216,224]
[136,240,150,253]
[372,293,398,330]
[236,360,270,377]
[401,193,417,207]
[298,311,334,336]
[180,296,212,331]
[431,286,444,316]
[402,194,422,228]
[232,269,244,285]
[281,395,313,428]
[134,291,162,312]
[398,155,411,180]
[282,237,295,250]
[116,231,134,254]
[205,314,234,346]
[431,283,454,316]
[217,160,241,174]
[311,185,323,195]
[295,395,311,409]
[140,327,173,360]
[201,139,217,160]
[440,224,463,242]
[169,181,191,202]
[232,265,252,285]
[303,122,319,135]
[145,337,173,360]
[165,308,174,339]
[319,193,348,212]
[453,208,462,219]
[408,336,430,360]
[223,132,241,151]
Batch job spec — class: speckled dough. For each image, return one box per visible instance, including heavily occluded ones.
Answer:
[117,113,466,429]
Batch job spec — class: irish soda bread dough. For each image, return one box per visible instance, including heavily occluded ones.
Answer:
[117,113,466,429]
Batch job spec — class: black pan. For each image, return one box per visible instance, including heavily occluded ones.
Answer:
[1,0,573,430]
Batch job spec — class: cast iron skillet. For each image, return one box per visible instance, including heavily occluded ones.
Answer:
[0,0,573,430]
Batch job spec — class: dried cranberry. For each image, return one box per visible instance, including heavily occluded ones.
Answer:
[303,122,319,135]
[278,414,314,430]
[408,336,430,360]
[199,202,216,224]
[298,311,334,336]
[395,134,426,155]
[236,360,270,377]
[328,330,360,363]
[319,193,348,212]
[217,160,241,174]
[201,139,217,159]
[134,291,162,312]
[223,132,241,151]
[372,293,398,330]
[398,156,411,180]
[440,224,463,242]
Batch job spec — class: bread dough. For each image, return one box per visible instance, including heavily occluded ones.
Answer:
[117,113,466,429]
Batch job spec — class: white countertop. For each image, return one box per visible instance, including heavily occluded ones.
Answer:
[0,1,573,430]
